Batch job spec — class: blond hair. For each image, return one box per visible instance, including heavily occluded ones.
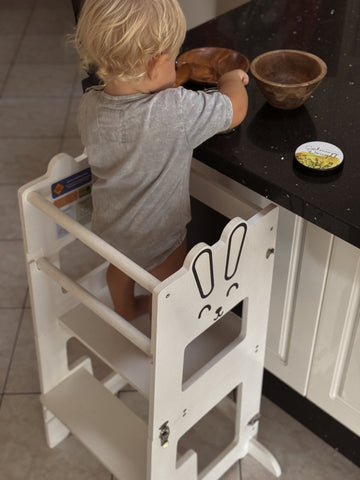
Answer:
[74,0,186,83]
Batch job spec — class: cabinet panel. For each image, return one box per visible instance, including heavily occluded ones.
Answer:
[341,316,360,410]
[265,210,303,360]
[265,220,333,395]
[308,238,360,435]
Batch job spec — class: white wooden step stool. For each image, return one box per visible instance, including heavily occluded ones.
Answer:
[18,152,281,479]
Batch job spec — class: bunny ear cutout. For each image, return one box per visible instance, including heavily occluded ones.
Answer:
[223,219,247,280]
[192,247,214,299]
[185,218,247,298]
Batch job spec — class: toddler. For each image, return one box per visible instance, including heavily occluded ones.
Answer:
[74,0,249,320]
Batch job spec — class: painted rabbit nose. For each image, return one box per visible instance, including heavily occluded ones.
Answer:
[213,307,224,322]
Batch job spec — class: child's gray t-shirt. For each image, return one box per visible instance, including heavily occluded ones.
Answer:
[77,86,233,270]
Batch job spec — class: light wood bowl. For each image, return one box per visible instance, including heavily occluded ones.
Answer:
[250,49,327,110]
[176,47,249,86]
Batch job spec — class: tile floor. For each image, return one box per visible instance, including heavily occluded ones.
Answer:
[0,0,359,479]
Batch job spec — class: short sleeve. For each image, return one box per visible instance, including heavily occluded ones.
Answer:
[177,88,233,148]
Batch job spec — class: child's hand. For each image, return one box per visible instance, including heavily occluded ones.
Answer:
[239,69,249,86]
[218,69,249,86]
[217,69,249,129]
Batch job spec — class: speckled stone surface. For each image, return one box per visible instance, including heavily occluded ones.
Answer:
[182,0,360,248]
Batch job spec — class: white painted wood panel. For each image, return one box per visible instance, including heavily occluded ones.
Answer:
[41,368,148,480]
[308,237,360,435]
[265,221,334,395]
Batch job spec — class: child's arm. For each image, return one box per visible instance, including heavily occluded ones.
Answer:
[217,69,249,129]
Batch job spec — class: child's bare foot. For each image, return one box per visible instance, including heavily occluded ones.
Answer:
[132,294,151,320]
[107,240,186,321]
[107,264,150,321]
[113,293,150,322]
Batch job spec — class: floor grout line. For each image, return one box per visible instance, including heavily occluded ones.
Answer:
[0,306,30,311]
[1,93,79,98]
[0,1,37,99]
[0,136,80,139]
[2,391,41,396]
[0,289,29,405]
[0,238,24,243]
[58,68,81,141]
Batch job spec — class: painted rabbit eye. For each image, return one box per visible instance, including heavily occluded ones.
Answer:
[198,304,211,319]
[226,282,239,297]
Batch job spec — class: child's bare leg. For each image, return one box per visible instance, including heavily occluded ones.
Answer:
[106,240,187,320]
[107,264,149,320]
[149,239,187,281]
[147,239,187,317]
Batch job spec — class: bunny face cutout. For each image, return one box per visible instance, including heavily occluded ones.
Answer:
[191,219,247,322]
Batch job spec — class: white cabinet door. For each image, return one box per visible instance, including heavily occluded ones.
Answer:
[307,237,360,436]
[265,218,333,395]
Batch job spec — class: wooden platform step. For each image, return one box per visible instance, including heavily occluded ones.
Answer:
[41,368,147,480]
[59,303,151,396]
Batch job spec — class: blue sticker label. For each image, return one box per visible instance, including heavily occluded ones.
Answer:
[51,168,92,199]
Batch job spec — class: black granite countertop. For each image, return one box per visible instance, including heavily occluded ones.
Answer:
[182,0,360,248]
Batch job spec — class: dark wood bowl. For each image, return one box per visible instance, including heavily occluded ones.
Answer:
[250,49,327,110]
[176,47,249,86]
